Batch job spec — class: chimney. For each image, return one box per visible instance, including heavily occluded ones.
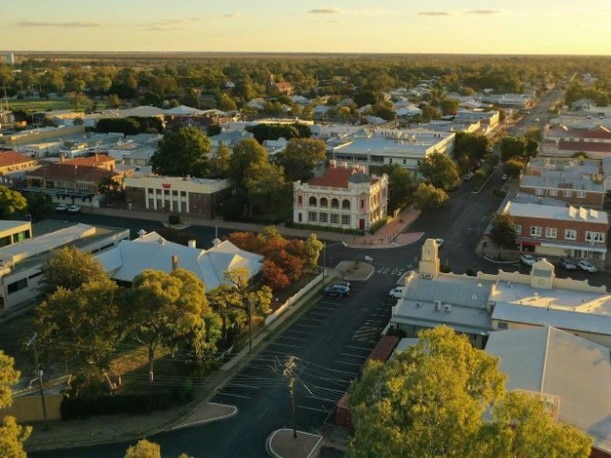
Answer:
[137,229,146,239]
[342,161,348,169]
[171,255,178,271]
[212,238,221,248]
[188,239,196,248]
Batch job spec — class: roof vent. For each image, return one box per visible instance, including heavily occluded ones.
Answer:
[434,300,442,311]
[416,302,422,308]
[443,304,452,312]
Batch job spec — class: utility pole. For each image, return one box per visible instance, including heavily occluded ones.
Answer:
[283,355,298,438]
[322,241,326,287]
[26,333,49,430]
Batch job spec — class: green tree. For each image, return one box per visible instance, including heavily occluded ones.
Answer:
[108,94,121,108]
[490,213,517,248]
[124,439,161,458]
[228,139,269,193]
[24,192,52,222]
[381,164,412,213]
[125,269,209,381]
[418,153,461,191]
[503,158,525,178]
[0,351,32,458]
[275,138,327,182]
[0,186,27,219]
[68,91,92,111]
[454,132,489,169]
[223,267,272,353]
[348,326,591,458]
[303,233,324,269]
[245,161,289,221]
[151,127,212,178]
[412,183,448,210]
[500,136,527,161]
[209,145,231,178]
[40,246,109,298]
[35,280,120,374]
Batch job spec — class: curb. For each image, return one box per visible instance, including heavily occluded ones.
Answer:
[266,429,323,458]
[165,403,238,431]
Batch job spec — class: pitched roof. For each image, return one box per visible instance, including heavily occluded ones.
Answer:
[61,154,115,168]
[26,164,118,183]
[485,327,611,453]
[307,166,368,188]
[96,232,263,291]
[0,151,38,168]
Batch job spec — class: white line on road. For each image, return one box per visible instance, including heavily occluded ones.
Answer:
[340,352,368,359]
[276,335,307,342]
[216,392,251,399]
[298,405,331,414]
[267,342,301,349]
[345,344,374,352]
[333,360,364,367]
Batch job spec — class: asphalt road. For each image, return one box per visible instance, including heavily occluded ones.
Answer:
[32,268,398,458]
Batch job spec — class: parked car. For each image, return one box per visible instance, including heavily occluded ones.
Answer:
[389,286,406,299]
[333,281,351,290]
[462,172,474,181]
[323,284,350,297]
[577,260,597,273]
[55,203,68,212]
[435,238,445,248]
[67,205,81,214]
[558,258,577,270]
[520,254,537,266]
[501,173,508,181]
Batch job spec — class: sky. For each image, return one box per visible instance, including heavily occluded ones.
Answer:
[1,0,610,55]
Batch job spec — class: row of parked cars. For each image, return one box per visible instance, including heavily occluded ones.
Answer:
[520,254,598,273]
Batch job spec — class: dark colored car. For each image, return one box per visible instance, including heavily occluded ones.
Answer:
[323,284,350,297]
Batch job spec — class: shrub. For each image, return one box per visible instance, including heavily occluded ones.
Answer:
[168,214,181,225]
[491,188,507,198]
[368,217,389,234]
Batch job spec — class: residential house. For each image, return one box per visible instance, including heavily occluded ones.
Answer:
[388,239,611,349]
[519,157,606,209]
[293,161,388,231]
[501,201,608,264]
[124,175,231,218]
[266,74,293,95]
[97,231,263,291]
[485,327,611,456]
[0,151,40,186]
[0,220,129,309]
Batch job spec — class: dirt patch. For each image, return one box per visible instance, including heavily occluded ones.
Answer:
[334,261,374,282]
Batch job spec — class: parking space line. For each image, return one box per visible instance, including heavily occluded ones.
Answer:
[299,317,324,324]
[298,405,331,414]
[215,392,251,400]
[333,360,363,367]
[267,342,301,349]
[307,311,331,318]
[276,335,307,342]
[285,329,312,335]
[340,352,368,359]
[345,344,374,351]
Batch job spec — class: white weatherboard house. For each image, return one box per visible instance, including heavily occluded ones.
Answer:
[96,231,263,291]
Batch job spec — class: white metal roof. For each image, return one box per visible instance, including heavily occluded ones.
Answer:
[486,327,611,453]
[504,201,608,224]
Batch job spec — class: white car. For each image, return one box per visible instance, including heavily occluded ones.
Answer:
[577,260,597,273]
[55,203,68,212]
[520,254,537,266]
[389,286,405,299]
[67,205,81,214]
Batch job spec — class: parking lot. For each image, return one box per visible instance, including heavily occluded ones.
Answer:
[210,275,394,441]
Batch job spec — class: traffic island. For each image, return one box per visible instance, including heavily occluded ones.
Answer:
[335,261,375,282]
[266,429,322,458]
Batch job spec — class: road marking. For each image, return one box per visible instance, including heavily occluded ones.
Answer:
[333,360,363,367]
[345,344,375,351]
[291,323,318,329]
[267,342,301,349]
[299,317,324,324]
[298,405,331,414]
[340,352,368,358]
[216,392,251,400]
[276,335,307,342]
[352,326,382,343]
[307,311,331,318]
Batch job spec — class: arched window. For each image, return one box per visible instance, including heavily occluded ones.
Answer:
[320,197,328,208]
[331,198,339,209]
[342,199,351,210]
[309,196,317,207]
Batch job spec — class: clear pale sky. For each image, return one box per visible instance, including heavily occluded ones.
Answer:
[1,0,609,55]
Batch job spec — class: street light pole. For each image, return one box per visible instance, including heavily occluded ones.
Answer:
[27,333,49,430]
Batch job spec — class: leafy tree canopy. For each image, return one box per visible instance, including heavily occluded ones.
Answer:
[348,326,591,458]
[490,212,517,248]
[275,138,327,182]
[124,439,162,458]
[151,127,212,178]
[412,183,448,210]
[418,153,461,191]
[0,186,27,219]
[0,351,31,458]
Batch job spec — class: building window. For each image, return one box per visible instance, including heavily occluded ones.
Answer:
[577,191,586,199]
[147,188,153,194]
[497,321,508,330]
[341,215,350,225]
[309,196,317,207]
[545,227,557,239]
[530,226,542,237]
[180,191,186,197]
[298,195,302,205]
[535,188,544,196]
[156,189,161,195]
[586,231,604,243]
[563,190,572,197]
[331,198,339,209]
[330,213,339,224]
[360,199,365,209]
[298,213,302,223]
[565,229,577,240]
[514,224,521,235]
[7,278,27,295]
[342,199,350,210]
[549,189,558,196]
[320,213,328,223]
[172,190,178,196]
[320,197,328,208]
[308,211,317,222]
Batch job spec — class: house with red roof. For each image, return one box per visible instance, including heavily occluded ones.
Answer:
[293,161,388,232]
[0,151,40,179]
